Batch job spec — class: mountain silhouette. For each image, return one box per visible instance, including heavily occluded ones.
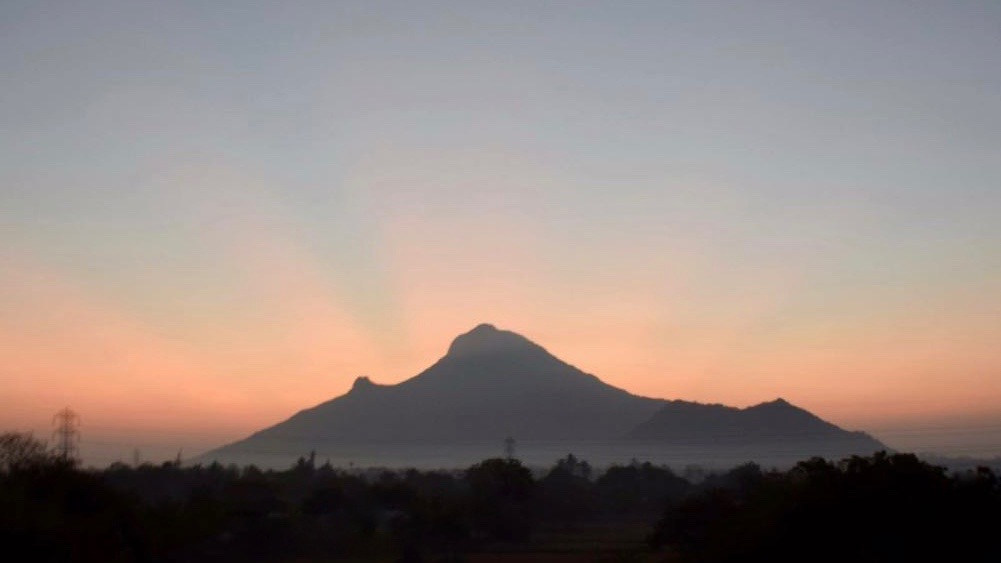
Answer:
[226,324,664,444]
[203,323,886,465]
[629,398,885,452]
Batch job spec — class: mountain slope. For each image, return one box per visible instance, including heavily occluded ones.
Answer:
[629,398,886,453]
[203,323,887,465]
[212,324,664,455]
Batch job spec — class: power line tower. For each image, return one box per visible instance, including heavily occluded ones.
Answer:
[52,407,80,464]
[504,436,516,460]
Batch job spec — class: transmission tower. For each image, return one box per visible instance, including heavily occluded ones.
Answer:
[52,407,80,463]
[504,436,516,460]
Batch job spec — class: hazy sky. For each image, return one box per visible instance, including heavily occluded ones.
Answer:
[2,1,1000,464]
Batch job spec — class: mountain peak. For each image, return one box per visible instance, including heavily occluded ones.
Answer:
[470,322,500,334]
[445,323,543,358]
[749,397,797,411]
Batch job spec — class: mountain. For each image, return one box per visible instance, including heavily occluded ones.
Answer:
[628,398,886,453]
[217,324,663,446]
[202,323,886,467]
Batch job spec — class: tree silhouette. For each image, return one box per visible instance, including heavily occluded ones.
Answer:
[0,432,57,473]
[465,457,534,541]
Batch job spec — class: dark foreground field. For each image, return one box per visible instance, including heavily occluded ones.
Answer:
[3,432,1000,562]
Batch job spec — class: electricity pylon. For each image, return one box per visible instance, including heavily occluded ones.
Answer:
[52,407,80,463]
[504,436,516,460]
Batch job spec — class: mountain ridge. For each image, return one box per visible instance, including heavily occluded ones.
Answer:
[203,323,887,466]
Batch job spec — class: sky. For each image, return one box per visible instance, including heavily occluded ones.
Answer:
[2,1,1000,465]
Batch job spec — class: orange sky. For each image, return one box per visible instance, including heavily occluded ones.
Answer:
[3,194,1000,465]
[3,2,1001,466]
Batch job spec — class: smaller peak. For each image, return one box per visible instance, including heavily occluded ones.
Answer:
[351,376,376,391]
[752,397,797,410]
[470,323,499,333]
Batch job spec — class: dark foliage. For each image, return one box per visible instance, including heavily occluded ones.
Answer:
[3,433,998,562]
[465,457,535,541]
[537,454,595,521]
[649,451,1001,562]
[594,459,691,518]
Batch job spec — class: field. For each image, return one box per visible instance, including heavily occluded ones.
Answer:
[462,521,671,563]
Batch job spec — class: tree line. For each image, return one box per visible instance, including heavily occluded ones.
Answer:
[2,432,999,562]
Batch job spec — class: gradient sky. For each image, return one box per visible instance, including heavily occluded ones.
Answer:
[2,1,1000,465]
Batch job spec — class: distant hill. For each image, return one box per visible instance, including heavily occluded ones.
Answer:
[628,398,885,455]
[202,324,886,466]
